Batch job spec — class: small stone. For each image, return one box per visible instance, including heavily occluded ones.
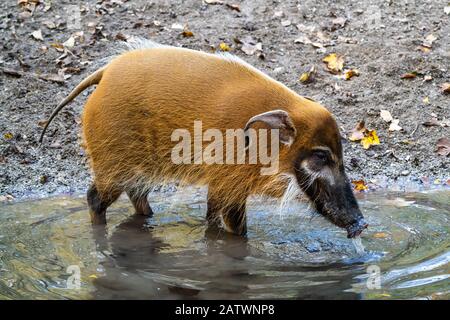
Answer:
[401,170,410,176]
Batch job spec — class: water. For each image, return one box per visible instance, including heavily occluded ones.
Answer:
[0,188,448,299]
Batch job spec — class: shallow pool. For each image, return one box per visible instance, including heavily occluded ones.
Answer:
[0,188,448,299]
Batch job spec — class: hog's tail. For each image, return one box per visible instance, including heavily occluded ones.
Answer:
[39,66,107,143]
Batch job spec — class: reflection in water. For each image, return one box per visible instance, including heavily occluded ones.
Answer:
[90,215,359,299]
[0,189,448,299]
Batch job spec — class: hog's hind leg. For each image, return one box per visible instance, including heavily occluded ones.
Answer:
[87,183,123,224]
[207,188,248,236]
[126,188,153,217]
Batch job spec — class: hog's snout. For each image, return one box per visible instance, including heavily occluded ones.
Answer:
[346,218,368,238]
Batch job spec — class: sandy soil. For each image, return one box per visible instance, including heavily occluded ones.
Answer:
[1,0,449,199]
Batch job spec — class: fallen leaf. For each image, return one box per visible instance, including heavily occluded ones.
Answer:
[226,3,240,12]
[1,67,22,78]
[341,69,359,80]
[323,53,344,74]
[332,17,347,28]
[50,42,65,52]
[115,32,128,41]
[441,83,450,94]
[218,42,231,51]
[352,180,368,191]
[273,10,284,18]
[89,274,98,279]
[42,20,56,29]
[388,119,402,131]
[171,23,184,30]
[38,73,65,83]
[380,110,393,123]
[349,121,366,141]
[31,29,44,41]
[4,132,13,140]
[181,30,194,37]
[422,118,440,127]
[361,130,380,149]
[436,137,450,156]
[294,35,312,45]
[423,96,430,104]
[401,72,417,79]
[241,38,262,56]
[373,232,389,239]
[63,36,75,48]
[422,34,437,48]
[299,66,316,84]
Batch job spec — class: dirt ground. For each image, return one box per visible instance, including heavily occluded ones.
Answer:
[1,0,449,199]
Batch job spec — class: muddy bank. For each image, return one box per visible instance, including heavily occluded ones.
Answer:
[0,0,449,200]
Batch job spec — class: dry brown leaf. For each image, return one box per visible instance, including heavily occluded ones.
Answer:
[181,30,194,37]
[226,3,240,12]
[422,118,440,127]
[323,53,344,74]
[401,72,417,79]
[348,121,367,141]
[349,121,366,141]
[441,83,450,94]
[436,137,450,156]
[38,73,65,83]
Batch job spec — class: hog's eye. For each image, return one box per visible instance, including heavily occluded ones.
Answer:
[312,150,329,166]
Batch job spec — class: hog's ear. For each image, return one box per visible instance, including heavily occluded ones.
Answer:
[244,109,297,147]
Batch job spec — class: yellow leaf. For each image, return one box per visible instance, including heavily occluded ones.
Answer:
[342,69,359,80]
[352,180,368,191]
[299,66,316,84]
[361,130,380,149]
[89,274,98,279]
[4,132,13,140]
[219,42,231,51]
[323,53,344,74]
[423,96,429,104]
